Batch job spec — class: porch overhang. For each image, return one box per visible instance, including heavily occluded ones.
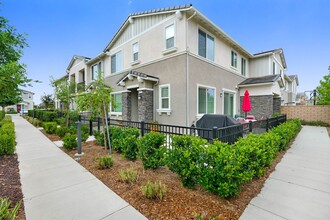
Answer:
[116,70,159,87]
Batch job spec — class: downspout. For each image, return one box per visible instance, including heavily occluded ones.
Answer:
[185,10,197,126]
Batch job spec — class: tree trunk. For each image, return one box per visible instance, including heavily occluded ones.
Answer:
[65,104,69,127]
[101,105,107,150]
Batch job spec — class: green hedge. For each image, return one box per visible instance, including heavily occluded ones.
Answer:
[167,119,301,198]
[29,110,58,122]
[43,122,57,134]
[0,116,16,155]
[137,132,166,169]
[0,111,4,121]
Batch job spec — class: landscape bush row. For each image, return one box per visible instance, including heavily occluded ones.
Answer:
[28,109,80,124]
[167,119,301,198]
[0,116,16,156]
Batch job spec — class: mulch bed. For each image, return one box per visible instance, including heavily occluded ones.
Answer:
[57,139,289,219]
[0,154,25,220]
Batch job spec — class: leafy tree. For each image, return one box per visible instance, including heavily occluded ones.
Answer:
[316,66,330,105]
[76,72,113,151]
[51,77,75,127]
[39,93,55,109]
[0,13,35,112]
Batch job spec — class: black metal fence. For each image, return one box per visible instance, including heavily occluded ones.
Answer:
[78,114,287,145]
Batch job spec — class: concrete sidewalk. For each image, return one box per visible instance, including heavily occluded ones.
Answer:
[12,115,146,220]
[240,126,330,220]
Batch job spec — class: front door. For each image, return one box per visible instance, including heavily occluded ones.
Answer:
[223,92,235,117]
[130,89,138,121]
[17,105,21,113]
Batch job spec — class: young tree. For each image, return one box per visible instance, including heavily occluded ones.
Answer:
[40,93,55,109]
[0,15,33,110]
[51,77,76,126]
[76,72,113,152]
[316,66,330,105]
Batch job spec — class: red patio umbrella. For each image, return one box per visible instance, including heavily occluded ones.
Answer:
[242,90,251,118]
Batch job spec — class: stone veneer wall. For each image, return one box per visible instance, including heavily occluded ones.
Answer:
[122,92,131,121]
[240,95,273,119]
[273,97,281,115]
[281,105,330,124]
[138,90,153,122]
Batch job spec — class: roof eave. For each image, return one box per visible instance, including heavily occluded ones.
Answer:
[238,82,274,87]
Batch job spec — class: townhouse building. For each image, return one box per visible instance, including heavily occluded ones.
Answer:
[4,89,34,113]
[63,4,298,126]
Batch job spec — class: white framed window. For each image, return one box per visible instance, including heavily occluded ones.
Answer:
[111,51,122,74]
[110,93,122,114]
[159,84,171,110]
[273,62,276,75]
[198,29,215,61]
[165,24,175,49]
[92,62,101,80]
[197,85,215,115]
[231,51,237,68]
[241,58,246,76]
[132,42,139,62]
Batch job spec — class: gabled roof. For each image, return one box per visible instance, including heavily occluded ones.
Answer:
[66,55,90,72]
[103,4,253,58]
[253,48,287,69]
[288,74,299,86]
[117,70,159,86]
[239,74,280,86]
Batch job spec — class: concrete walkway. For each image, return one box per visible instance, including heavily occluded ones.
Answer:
[12,115,146,220]
[240,126,330,220]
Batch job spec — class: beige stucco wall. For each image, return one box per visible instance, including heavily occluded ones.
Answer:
[249,56,270,77]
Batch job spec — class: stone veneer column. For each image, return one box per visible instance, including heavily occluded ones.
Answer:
[240,95,273,119]
[273,97,281,115]
[138,90,153,122]
[122,91,131,121]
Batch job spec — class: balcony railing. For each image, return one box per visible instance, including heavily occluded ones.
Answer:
[77,81,86,93]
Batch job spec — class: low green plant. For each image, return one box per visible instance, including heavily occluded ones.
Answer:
[0,111,5,121]
[0,197,21,220]
[55,126,69,138]
[119,167,139,184]
[137,132,166,169]
[167,135,208,188]
[300,120,329,127]
[62,133,77,150]
[0,117,16,156]
[6,109,17,114]
[97,155,114,169]
[43,122,57,134]
[141,180,167,201]
[121,127,140,160]
[55,117,66,126]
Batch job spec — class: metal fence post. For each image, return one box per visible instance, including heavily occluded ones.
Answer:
[249,121,253,133]
[75,120,83,156]
[276,116,279,126]
[212,126,218,142]
[266,118,269,132]
[89,119,93,136]
[141,121,145,136]
[97,117,101,132]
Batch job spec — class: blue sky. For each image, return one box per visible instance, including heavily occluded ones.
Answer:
[2,0,329,104]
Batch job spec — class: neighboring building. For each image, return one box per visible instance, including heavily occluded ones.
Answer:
[5,89,34,113]
[60,4,298,126]
[281,74,299,105]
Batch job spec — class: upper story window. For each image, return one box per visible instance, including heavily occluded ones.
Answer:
[198,29,214,61]
[231,51,237,68]
[272,62,276,75]
[111,51,122,74]
[92,63,101,80]
[159,84,171,110]
[165,24,175,49]
[132,42,139,62]
[198,85,215,114]
[241,58,246,76]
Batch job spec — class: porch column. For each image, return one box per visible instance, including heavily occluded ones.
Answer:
[138,89,153,122]
[122,91,131,121]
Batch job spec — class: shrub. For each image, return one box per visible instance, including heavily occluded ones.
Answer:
[0,117,16,156]
[137,132,166,169]
[97,155,114,169]
[0,197,21,220]
[0,111,5,121]
[62,133,77,150]
[28,110,34,117]
[119,167,139,184]
[6,109,17,114]
[43,122,57,134]
[141,180,167,201]
[167,135,208,188]
[110,126,124,152]
[121,127,140,160]
[300,120,329,127]
[270,119,301,151]
[55,126,69,138]
[94,130,105,146]
[55,117,66,126]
